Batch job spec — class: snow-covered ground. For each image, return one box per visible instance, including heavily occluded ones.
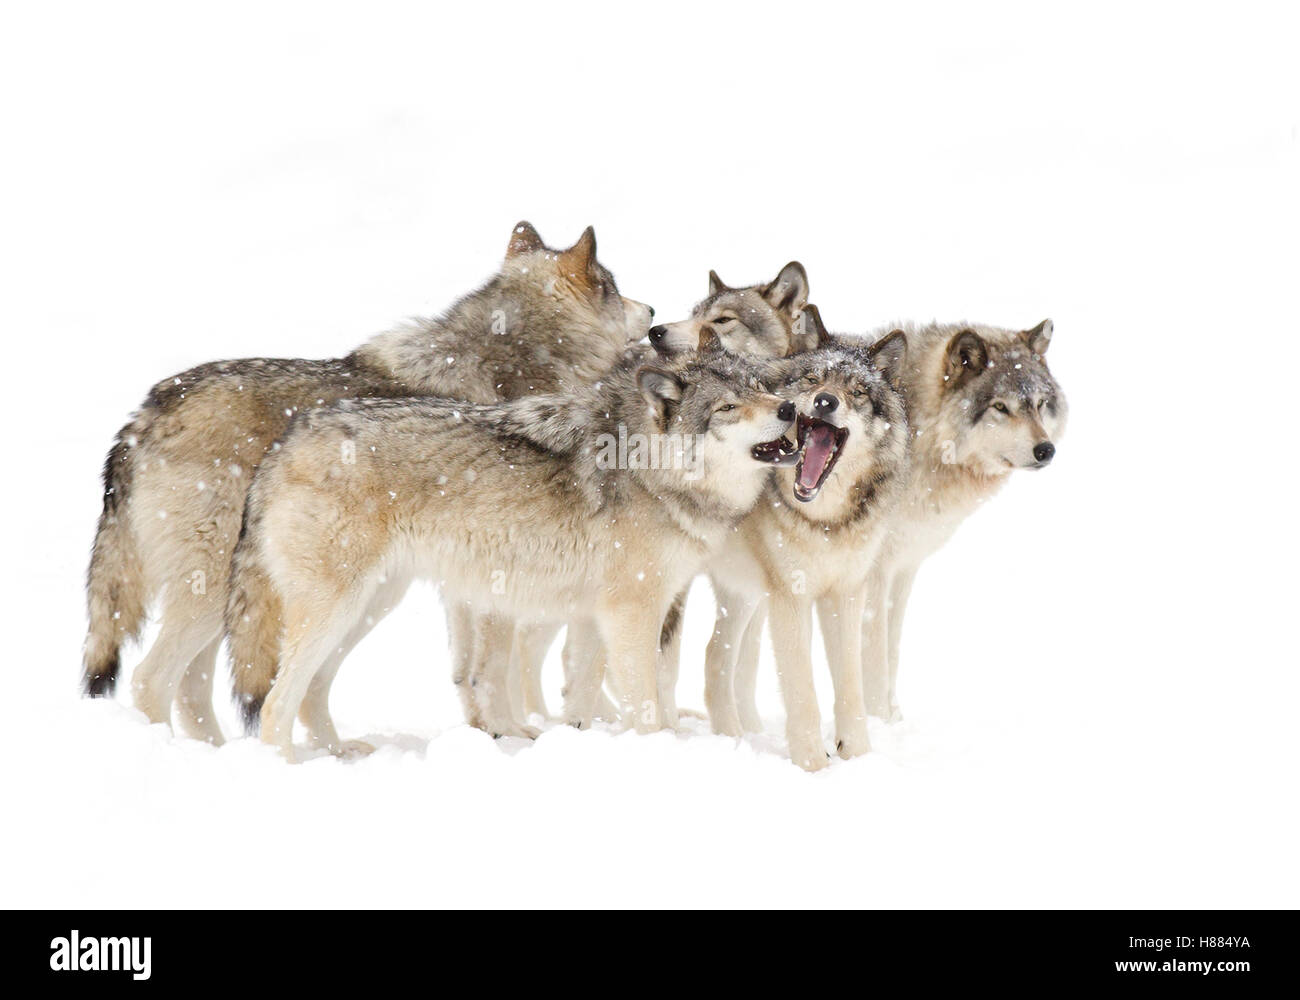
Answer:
[3,1,1297,907]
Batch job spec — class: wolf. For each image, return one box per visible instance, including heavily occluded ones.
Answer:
[723,318,1068,736]
[648,261,818,358]
[82,222,651,748]
[858,318,1067,721]
[225,350,797,759]
[700,309,911,769]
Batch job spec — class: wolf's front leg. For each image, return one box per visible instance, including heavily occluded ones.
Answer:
[733,600,767,734]
[560,621,605,728]
[819,587,870,759]
[475,612,540,740]
[597,605,662,735]
[445,601,485,730]
[513,622,560,722]
[768,594,827,771]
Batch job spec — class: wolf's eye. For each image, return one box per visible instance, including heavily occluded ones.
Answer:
[802,375,821,388]
[1037,399,1047,411]
[715,403,736,413]
[712,315,735,325]
[851,387,867,398]
[993,402,1010,414]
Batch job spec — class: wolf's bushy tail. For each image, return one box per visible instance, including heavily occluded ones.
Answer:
[225,507,282,734]
[82,428,149,696]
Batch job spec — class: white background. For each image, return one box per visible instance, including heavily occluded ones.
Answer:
[2,1,1297,907]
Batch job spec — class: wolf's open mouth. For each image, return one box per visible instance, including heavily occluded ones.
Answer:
[793,414,849,502]
[751,432,800,466]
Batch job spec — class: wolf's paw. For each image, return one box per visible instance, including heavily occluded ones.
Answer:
[835,725,871,760]
[332,739,376,760]
[709,710,744,739]
[789,739,830,772]
[866,699,903,723]
[491,723,541,741]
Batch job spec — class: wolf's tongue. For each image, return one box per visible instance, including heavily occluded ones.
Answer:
[798,425,837,491]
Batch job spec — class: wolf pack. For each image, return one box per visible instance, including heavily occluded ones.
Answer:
[82,222,1067,770]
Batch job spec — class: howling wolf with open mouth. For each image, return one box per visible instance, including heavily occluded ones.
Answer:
[703,308,911,770]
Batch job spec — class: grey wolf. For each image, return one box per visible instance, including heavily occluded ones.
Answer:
[226,350,796,759]
[702,310,911,769]
[859,318,1067,721]
[82,222,651,749]
[648,262,818,358]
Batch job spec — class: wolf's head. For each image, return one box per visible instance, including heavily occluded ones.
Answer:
[926,319,1067,475]
[633,350,797,508]
[648,262,816,359]
[501,221,654,347]
[770,321,910,507]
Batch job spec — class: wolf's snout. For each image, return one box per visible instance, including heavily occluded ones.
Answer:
[1033,441,1056,464]
[648,325,666,345]
[777,401,796,423]
[813,392,838,415]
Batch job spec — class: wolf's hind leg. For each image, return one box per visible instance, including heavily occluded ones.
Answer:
[131,593,223,729]
[174,638,224,745]
[261,599,359,762]
[298,578,411,756]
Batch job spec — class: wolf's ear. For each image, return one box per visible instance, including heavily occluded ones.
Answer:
[945,330,988,384]
[762,261,809,316]
[868,330,908,390]
[637,366,685,424]
[1022,318,1053,356]
[507,221,545,259]
[798,303,834,351]
[559,225,597,272]
[708,270,729,296]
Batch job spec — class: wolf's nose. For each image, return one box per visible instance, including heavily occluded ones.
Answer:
[777,401,796,423]
[648,325,666,344]
[813,392,839,414]
[1033,441,1056,464]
